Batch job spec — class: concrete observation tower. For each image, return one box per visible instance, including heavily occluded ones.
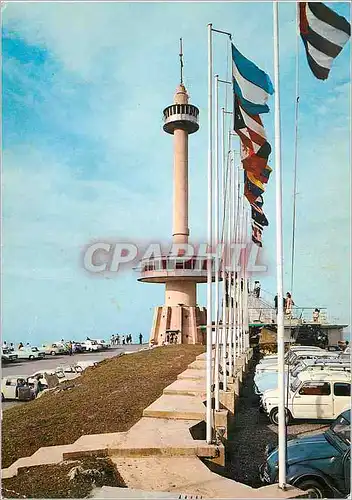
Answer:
[138,44,210,345]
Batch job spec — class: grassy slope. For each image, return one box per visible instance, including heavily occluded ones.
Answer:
[2,345,204,469]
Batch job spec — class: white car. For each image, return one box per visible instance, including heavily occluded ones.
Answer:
[1,348,18,363]
[1,376,34,401]
[258,346,323,365]
[255,349,337,375]
[94,339,111,349]
[41,343,67,356]
[81,340,103,352]
[74,360,99,372]
[12,347,46,360]
[261,370,351,425]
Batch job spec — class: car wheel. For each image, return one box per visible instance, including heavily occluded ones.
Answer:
[295,478,328,498]
[29,355,34,360]
[51,351,56,356]
[269,407,291,426]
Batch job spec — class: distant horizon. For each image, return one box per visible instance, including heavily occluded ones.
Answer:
[2,2,350,345]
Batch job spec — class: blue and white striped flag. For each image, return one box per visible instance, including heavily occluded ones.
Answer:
[232,44,274,115]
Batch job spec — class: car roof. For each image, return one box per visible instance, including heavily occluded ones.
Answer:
[290,346,323,351]
[298,371,351,382]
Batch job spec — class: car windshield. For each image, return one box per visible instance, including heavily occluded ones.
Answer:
[290,377,301,393]
[31,347,38,352]
[330,415,350,444]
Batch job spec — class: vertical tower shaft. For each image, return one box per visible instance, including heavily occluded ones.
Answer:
[173,128,189,244]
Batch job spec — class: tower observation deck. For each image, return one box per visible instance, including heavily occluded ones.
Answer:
[138,82,213,345]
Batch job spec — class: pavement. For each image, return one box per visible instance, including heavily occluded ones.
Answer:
[1,344,144,410]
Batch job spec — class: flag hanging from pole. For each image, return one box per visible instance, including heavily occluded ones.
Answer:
[234,98,272,182]
[232,44,273,247]
[299,2,351,80]
[251,195,269,227]
[251,220,263,248]
[232,44,274,115]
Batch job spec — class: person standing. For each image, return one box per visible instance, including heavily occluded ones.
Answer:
[122,335,125,345]
[139,333,143,345]
[285,292,294,316]
[68,341,73,356]
[313,308,320,322]
[116,334,120,345]
[254,281,261,298]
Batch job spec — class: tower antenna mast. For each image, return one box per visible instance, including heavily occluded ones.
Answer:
[179,38,184,85]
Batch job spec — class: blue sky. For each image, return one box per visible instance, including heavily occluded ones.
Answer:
[2,2,350,345]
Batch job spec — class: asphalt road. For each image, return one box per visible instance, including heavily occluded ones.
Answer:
[1,344,144,411]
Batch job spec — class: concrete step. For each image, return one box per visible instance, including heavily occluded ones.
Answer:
[163,379,206,397]
[111,457,304,499]
[64,418,219,461]
[177,369,206,381]
[143,395,205,421]
[188,360,207,370]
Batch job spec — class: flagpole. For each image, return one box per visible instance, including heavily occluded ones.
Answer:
[227,153,233,379]
[206,22,213,445]
[273,2,286,489]
[232,152,239,372]
[221,107,228,392]
[214,74,220,412]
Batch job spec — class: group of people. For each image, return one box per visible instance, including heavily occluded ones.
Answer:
[110,333,144,346]
[2,341,30,351]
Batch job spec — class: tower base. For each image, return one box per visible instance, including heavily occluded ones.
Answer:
[149,305,207,345]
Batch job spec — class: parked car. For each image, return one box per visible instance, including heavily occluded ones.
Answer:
[74,360,99,372]
[1,348,18,363]
[260,409,350,498]
[12,346,46,360]
[1,376,34,401]
[55,364,82,379]
[41,343,66,356]
[53,342,71,354]
[255,349,338,376]
[72,342,85,353]
[261,371,351,425]
[94,339,110,349]
[255,360,350,396]
[258,346,323,366]
[81,340,103,352]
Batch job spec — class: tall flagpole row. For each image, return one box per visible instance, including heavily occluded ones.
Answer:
[273,3,286,488]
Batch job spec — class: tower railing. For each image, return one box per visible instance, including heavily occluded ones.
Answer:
[138,255,216,274]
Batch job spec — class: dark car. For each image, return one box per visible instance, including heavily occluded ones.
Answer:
[260,409,350,498]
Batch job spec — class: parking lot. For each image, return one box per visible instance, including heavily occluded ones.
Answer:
[226,351,329,488]
[2,344,143,411]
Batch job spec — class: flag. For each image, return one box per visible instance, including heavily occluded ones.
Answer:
[251,195,269,227]
[244,171,265,198]
[234,97,272,182]
[234,97,268,153]
[299,2,351,80]
[241,145,272,184]
[252,221,263,248]
[232,43,274,115]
